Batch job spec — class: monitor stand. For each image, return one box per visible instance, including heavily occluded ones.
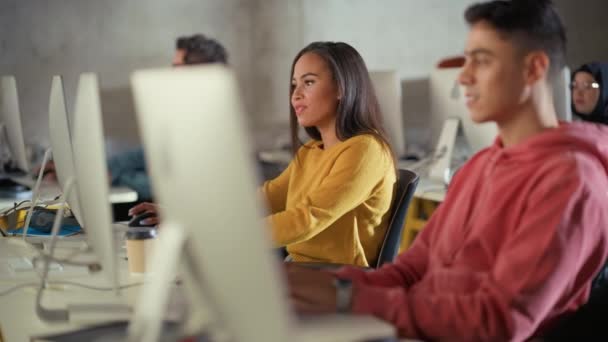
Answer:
[427,118,460,184]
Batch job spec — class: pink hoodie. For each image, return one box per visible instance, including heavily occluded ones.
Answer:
[337,122,608,341]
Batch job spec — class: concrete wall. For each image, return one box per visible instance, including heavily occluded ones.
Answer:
[555,0,608,68]
[258,0,608,151]
[0,0,254,156]
[2,0,608,158]
[290,0,480,151]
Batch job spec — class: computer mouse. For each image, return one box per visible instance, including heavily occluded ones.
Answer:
[128,212,158,227]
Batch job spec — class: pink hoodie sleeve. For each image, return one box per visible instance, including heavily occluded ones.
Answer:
[340,166,608,341]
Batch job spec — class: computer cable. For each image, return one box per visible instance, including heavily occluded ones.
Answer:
[0,281,143,297]
[22,147,52,242]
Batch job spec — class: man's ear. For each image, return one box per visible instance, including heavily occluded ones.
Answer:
[524,51,550,85]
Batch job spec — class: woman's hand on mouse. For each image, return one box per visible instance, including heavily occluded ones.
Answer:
[128,202,161,226]
[33,161,58,181]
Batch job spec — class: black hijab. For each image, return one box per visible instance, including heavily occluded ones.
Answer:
[571,62,608,124]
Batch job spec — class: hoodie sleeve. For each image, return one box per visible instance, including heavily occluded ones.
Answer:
[343,161,608,341]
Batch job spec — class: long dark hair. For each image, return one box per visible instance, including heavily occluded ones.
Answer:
[288,41,394,160]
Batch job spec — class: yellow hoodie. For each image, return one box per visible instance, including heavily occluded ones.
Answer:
[262,134,396,266]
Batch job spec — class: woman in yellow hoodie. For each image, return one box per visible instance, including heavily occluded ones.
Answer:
[129,41,396,266]
[263,42,396,267]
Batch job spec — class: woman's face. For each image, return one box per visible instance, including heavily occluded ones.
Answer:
[290,52,340,129]
[572,71,600,115]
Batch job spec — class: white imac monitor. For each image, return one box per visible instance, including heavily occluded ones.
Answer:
[131,65,292,342]
[34,73,127,323]
[128,66,394,342]
[428,65,570,183]
[48,75,84,226]
[429,65,572,158]
[369,70,405,157]
[428,68,497,182]
[0,75,29,173]
[430,68,497,154]
[70,73,118,291]
[553,66,572,122]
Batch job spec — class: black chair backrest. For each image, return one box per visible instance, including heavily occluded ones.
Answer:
[375,169,419,268]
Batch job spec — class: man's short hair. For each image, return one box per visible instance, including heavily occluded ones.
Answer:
[175,34,228,65]
[465,0,567,79]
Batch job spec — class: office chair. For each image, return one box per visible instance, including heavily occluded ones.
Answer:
[374,168,419,268]
[293,168,419,269]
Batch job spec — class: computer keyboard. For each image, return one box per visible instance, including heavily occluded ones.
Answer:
[7,256,33,272]
[6,256,62,273]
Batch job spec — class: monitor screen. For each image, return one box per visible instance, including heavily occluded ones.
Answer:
[1,76,29,173]
[48,75,84,226]
[130,65,292,341]
[71,73,118,291]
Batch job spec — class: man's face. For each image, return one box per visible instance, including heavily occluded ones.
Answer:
[458,21,529,124]
[172,49,186,66]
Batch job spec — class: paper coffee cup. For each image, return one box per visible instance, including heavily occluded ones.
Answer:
[125,227,157,274]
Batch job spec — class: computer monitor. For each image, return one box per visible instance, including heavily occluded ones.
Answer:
[427,68,497,182]
[128,66,394,342]
[553,66,572,122]
[0,76,29,173]
[430,67,497,155]
[129,65,292,342]
[70,73,118,292]
[369,70,405,157]
[428,66,573,182]
[36,73,130,322]
[33,73,128,323]
[48,75,84,226]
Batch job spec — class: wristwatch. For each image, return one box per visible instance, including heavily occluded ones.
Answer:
[333,277,353,313]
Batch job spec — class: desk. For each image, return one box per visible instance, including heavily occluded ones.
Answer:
[414,177,447,202]
[0,178,137,210]
[0,236,418,342]
[0,235,141,342]
[400,177,446,251]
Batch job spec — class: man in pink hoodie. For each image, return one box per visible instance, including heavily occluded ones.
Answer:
[286,0,608,341]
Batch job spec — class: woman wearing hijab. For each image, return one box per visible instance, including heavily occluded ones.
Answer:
[543,62,608,337]
[571,62,608,124]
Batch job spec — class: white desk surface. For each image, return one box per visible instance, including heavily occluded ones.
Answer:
[414,177,447,202]
[0,178,137,210]
[0,236,422,342]
[396,160,447,202]
[0,235,141,342]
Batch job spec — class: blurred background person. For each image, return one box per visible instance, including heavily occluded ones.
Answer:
[571,62,608,124]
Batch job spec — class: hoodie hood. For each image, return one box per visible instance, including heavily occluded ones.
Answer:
[489,121,608,176]
[572,62,608,124]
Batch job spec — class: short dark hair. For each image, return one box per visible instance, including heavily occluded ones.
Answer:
[289,42,394,161]
[464,0,567,79]
[175,34,228,65]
